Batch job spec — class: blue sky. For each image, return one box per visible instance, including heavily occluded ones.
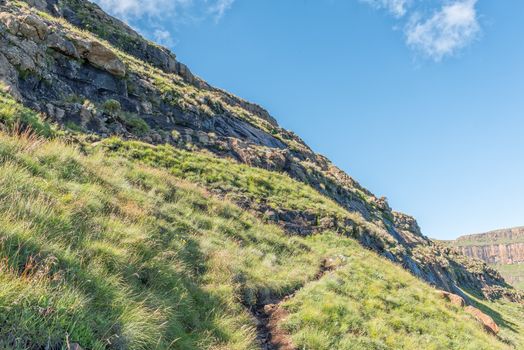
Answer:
[93,0,524,240]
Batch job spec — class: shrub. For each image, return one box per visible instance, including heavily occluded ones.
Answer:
[102,99,121,116]
[123,113,149,135]
[65,121,84,132]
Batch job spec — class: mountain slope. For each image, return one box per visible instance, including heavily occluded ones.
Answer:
[0,125,521,349]
[0,0,523,349]
[452,227,524,290]
[0,0,514,300]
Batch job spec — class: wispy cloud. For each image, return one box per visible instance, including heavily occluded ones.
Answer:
[361,0,482,61]
[153,29,174,47]
[95,0,235,21]
[361,0,412,18]
[93,0,235,47]
[94,0,181,18]
[206,0,235,21]
[406,0,480,61]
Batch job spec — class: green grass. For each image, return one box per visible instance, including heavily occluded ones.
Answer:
[122,113,150,135]
[0,132,520,349]
[462,289,524,347]
[0,84,55,137]
[0,132,321,349]
[98,138,350,219]
[494,264,524,290]
[97,138,404,250]
[281,241,522,350]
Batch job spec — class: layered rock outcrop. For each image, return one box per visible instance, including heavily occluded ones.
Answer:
[0,0,519,301]
[453,227,524,289]
[455,227,524,264]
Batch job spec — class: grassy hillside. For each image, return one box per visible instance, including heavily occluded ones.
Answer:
[0,135,516,349]
[0,6,524,350]
[0,101,522,348]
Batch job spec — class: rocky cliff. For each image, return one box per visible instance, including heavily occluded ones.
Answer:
[453,227,524,289]
[455,227,524,264]
[0,0,519,301]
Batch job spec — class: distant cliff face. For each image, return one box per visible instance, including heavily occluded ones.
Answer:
[455,227,524,264]
[453,228,524,289]
[459,243,524,265]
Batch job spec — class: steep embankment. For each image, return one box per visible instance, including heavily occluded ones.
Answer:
[454,228,524,289]
[0,125,519,349]
[0,0,523,349]
[0,0,514,300]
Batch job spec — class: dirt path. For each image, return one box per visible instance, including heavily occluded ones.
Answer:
[252,299,294,350]
[251,256,345,350]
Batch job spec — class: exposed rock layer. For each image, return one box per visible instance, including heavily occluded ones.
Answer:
[456,227,524,264]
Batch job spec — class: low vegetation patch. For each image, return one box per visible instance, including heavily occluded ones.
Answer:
[98,138,354,223]
[0,84,55,137]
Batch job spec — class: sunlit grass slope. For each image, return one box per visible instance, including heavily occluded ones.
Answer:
[281,243,523,350]
[99,138,351,221]
[0,131,334,349]
[0,90,522,349]
[0,133,519,349]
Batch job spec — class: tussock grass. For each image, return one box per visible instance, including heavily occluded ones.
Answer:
[0,84,56,137]
[0,101,521,349]
[98,139,349,218]
[282,236,516,350]
[0,131,330,349]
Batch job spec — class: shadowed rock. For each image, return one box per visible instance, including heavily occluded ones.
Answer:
[465,306,500,335]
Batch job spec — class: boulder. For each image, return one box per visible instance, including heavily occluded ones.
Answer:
[87,41,126,77]
[438,290,466,307]
[465,306,500,335]
[47,32,79,58]
[3,44,37,73]
[2,14,45,42]
[71,37,126,77]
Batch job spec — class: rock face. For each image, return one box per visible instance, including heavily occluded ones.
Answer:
[0,0,520,301]
[453,227,524,289]
[455,227,524,264]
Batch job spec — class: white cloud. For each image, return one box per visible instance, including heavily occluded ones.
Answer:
[94,0,233,20]
[92,0,235,48]
[361,0,412,17]
[94,0,178,18]
[153,29,174,46]
[361,0,482,61]
[405,0,480,61]
[207,0,235,21]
